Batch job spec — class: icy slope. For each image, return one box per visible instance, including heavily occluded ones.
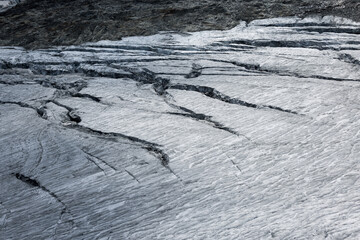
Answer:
[1,16,360,239]
[1,0,360,49]
[0,0,22,12]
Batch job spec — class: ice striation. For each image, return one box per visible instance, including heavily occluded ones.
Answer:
[1,16,360,239]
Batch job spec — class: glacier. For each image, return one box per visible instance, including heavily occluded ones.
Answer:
[1,16,360,239]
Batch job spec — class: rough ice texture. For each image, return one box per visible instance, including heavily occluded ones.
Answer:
[0,0,22,12]
[1,0,360,49]
[1,16,360,239]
